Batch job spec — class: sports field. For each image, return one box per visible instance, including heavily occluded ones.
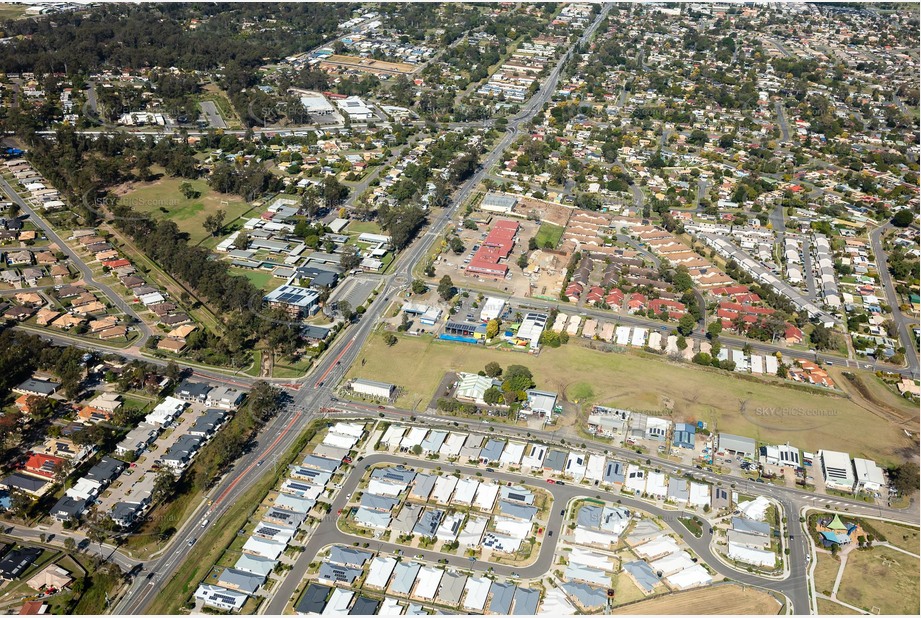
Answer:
[611,584,781,615]
[114,175,254,244]
[837,547,919,615]
[345,333,913,462]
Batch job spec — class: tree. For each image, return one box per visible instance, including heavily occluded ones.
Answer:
[678,314,696,336]
[384,333,397,347]
[485,319,500,339]
[810,324,832,350]
[502,365,534,392]
[437,275,455,301]
[707,322,723,338]
[411,279,427,294]
[483,386,502,405]
[517,253,529,270]
[892,209,915,227]
[338,300,353,322]
[340,245,362,272]
[152,469,177,503]
[64,537,77,553]
[178,181,199,199]
[204,209,226,236]
[888,462,919,496]
[484,362,502,378]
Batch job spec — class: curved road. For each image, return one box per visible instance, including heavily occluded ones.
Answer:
[266,452,802,614]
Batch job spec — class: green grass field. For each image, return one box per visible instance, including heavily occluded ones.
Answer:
[837,547,919,615]
[345,333,913,462]
[228,267,284,292]
[534,223,565,249]
[117,175,255,244]
[346,220,384,236]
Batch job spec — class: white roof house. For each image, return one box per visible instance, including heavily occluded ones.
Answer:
[365,556,397,589]
[400,427,429,451]
[463,577,492,611]
[665,564,713,589]
[727,543,776,567]
[521,443,546,469]
[413,567,444,601]
[689,482,711,507]
[569,547,616,571]
[430,475,458,505]
[499,441,526,467]
[633,536,680,560]
[438,432,467,458]
[565,452,587,481]
[650,551,695,576]
[493,516,532,540]
[646,472,668,498]
[452,478,479,505]
[624,464,647,494]
[585,454,605,483]
[473,483,500,511]
[458,515,488,546]
[380,425,406,449]
[144,397,186,426]
[322,432,358,450]
[480,297,506,322]
[322,588,354,615]
[573,526,620,547]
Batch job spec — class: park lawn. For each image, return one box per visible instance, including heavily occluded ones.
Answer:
[836,547,919,615]
[816,599,859,615]
[117,176,254,244]
[534,222,565,249]
[612,584,781,615]
[862,520,921,554]
[344,333,912,462]
[346,220,384,236]
[812,552,841,596]
[229,267,284,292]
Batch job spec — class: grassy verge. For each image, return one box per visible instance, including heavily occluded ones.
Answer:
[145,420,325,614]
[678,516,703,538]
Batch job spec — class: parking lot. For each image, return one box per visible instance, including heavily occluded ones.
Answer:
[95,403,212,511]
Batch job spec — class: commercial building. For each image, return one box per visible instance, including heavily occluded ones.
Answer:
[716,433,756,459]
[264,285,319,317]
[820,450,856,492]
[349,378,395,400]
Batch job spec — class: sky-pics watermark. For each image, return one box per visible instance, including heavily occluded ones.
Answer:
[81,188,179,223]
[739,399,839,432]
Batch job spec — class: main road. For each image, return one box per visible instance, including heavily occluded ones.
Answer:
[113,5,612,614]
[869,223,919,378]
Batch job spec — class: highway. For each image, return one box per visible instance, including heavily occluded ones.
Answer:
[0,176,154,347]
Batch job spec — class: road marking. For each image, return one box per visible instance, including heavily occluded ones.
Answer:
[315,337,356,388]
[212,411,302,507]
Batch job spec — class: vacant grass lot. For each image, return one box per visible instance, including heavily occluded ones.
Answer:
[862,520,921,554]
[837,547,919,615]
[612,584,781,615]
[346,220,384,236]
[534,222,565,249]
[816,599,859,615]
[813,552,841,596]
[116,175,254,244]
[345,333,912,462]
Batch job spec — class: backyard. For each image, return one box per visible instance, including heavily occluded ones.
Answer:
[344,332,914,462]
